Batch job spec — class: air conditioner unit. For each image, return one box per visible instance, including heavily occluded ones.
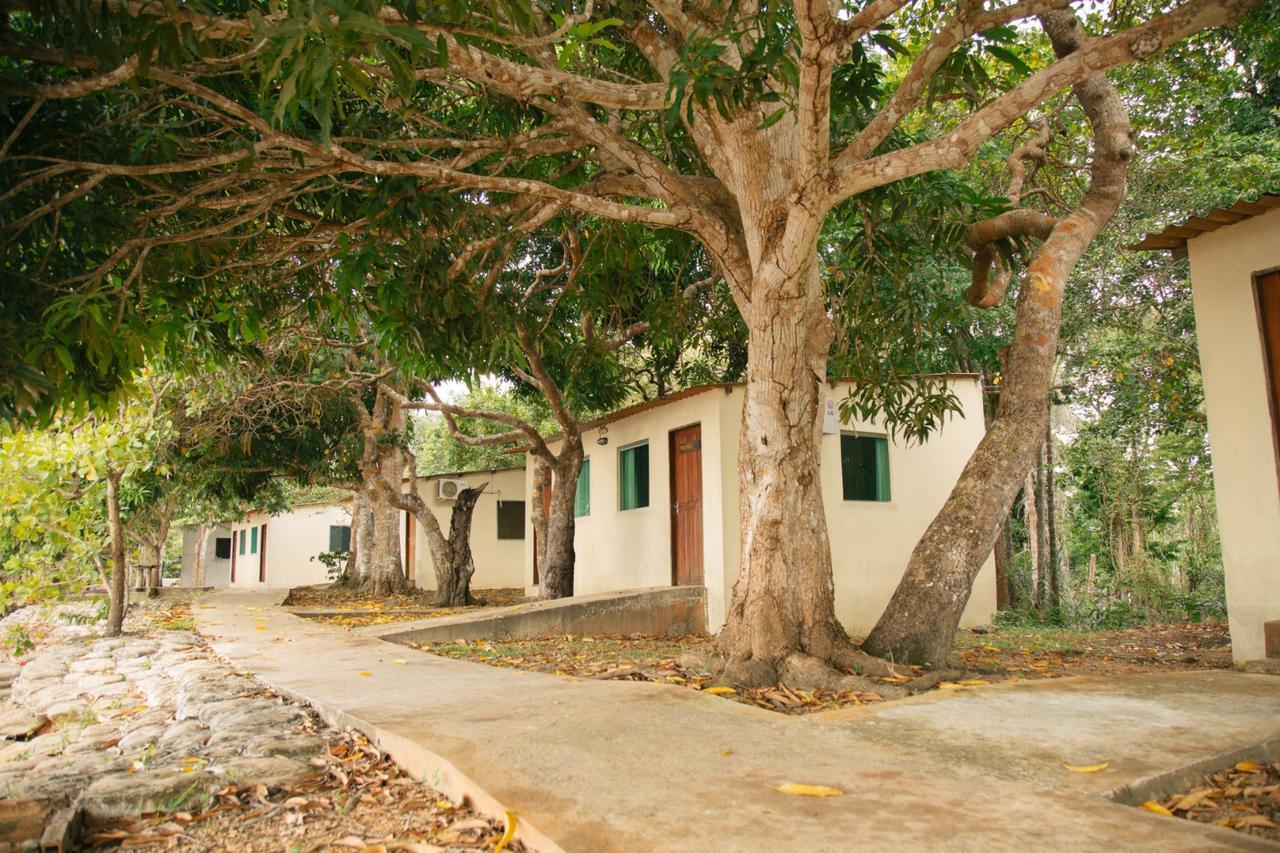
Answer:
[436,479,471,501]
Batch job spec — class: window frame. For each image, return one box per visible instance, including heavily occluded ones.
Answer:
[214,537,232,560]
[250,525,259,554]
[238,529,246,555]
[574,458,591,518]
[618,440,650,511]
[328,525,352,552]
[839,433,892,503]
[496,499,527,540]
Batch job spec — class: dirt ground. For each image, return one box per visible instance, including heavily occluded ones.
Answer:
[285,586,526,629]
[90,726,525,852]
[414,621,1234,715]
[1142,757,1280,843]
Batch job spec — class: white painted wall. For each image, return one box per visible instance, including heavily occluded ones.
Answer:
[1188,206,1280,663]
[179,526,233,588]
[228,503,351,590]
[409,468,527,590]
[523,378,997,637]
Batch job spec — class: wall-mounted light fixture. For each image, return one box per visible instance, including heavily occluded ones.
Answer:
[596,425,609,446]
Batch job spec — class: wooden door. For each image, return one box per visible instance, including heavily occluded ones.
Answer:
[1259,271,1280,464]
[533,480,551,585]
[230,533,237,583]
[669,424,704,586]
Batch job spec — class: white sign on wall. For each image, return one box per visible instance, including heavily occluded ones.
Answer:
[822,397,839,434]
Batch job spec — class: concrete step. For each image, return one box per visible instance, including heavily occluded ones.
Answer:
[1242,658,1280,675]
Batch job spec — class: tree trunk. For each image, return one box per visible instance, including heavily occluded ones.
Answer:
[717,261,851,685]
[193,523,209,588]
[538,440,583,600]
[1044,428,1059,610]
[437,487,484,606]
[994,520,1012,610]
[366,475,408,596]
[1086,552,1097,599]
[339,488,370,586]
[531,458,550,580]
[1025,468,1041,608]
[1035,443,1050,609]
[105,471,127,636]
[861,10,1133,665]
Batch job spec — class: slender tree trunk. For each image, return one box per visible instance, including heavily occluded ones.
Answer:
[105,471,127,637]
[353,488,372,583]
[1045,425,1060,610]
[1035,444,1050,609]
[862,10,1133,665]
[193,523,209,588]
[995,521,1014,609]
[1025,468,1041,608]
[539,439,583,600]
[1086,552,1098,599]
[531,458,550,580]
[718,261,852,685]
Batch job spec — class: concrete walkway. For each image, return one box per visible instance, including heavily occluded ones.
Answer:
[197,591,1280,852]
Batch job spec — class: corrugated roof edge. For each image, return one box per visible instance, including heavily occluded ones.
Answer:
[1133,192,1280,253]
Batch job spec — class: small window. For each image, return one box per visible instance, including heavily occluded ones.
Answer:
[214,537,232,560]
[497,500,526,540]
[574,459,591,518]
[619,442,649,510]
[239,529,246,555]
[329,525,352,552]
[250,525,259,554]
[841,435,891,502]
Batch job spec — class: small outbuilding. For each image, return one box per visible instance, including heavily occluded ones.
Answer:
[1138,193,1280,666]
[522,376,998,636]
[178,467,528,592]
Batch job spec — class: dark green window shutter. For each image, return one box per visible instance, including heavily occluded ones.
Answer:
[619,443,649,510]
[574,459,591,517]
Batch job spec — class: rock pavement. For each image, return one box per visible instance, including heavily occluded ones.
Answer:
[0,624,325,846]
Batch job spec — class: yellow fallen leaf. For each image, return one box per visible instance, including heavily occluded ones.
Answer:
[879,675,912,684]
[704,686,736,695]
[393,659,407,665]
[957,679,989,687]
[981,645,1001,653]
[255,625,266,631]
[359,671,373,677]
[777,783,844,798]
[1172,789,1214,811]
[494,809,518,852]
[1235,761,1262,772]
[1142,801,1173,816]
[1063,762,1109,773]
[434,800,453,810]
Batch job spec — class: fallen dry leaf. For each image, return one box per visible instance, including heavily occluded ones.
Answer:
[777,783,844,798]
[1063,762,1110,773]
[494,810,518,853]
[1142,801,1173,816]
[703,686,736,695]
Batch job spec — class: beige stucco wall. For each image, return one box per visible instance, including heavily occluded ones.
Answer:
[228,503,351,590]
[1188,206,1280,663]
[523,378,996,637]
[525,390,732,619]
[409,467,527,590]
[179,526,233,588]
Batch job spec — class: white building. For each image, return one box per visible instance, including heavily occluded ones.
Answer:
[522,376,998,635]
[179,467,529,591]
[1139,193,1280,665]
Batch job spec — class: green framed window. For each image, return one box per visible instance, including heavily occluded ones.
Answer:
[574,459,591,517]
[841,435,891,502]
[329,525,352,552]
[497,501,526,540]
[250,525,258,553]
[619,442,649,511]
[238,529,246,555]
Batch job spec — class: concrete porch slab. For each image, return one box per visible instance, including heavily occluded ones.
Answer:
[353,586,707,644]
[198,590,1280,852]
